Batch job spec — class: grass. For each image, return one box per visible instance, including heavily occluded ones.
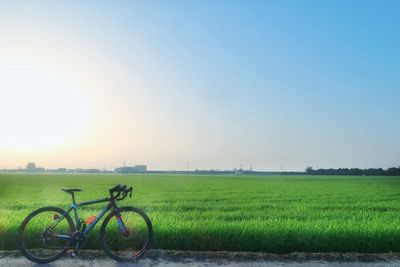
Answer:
[0,173,400,252]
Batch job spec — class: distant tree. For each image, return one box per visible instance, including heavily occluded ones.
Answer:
[386,167,400,176]
[303,166,400,176]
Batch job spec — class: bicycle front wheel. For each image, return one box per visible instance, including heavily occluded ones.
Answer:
[17,206,75,263]
[99,206,153,261]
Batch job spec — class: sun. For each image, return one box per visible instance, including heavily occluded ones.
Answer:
[0,66,90,151]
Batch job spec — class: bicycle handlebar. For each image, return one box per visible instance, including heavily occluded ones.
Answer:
[109,184,133,201]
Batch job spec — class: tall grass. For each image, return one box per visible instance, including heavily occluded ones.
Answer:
[1,173,399,252]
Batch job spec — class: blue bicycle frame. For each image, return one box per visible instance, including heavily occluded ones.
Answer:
[49,195,127,240]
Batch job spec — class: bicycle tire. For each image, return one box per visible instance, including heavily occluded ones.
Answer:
[99,206,153,262]
[17,206,75,264]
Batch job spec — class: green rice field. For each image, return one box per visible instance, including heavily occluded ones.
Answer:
[0,173,400,252]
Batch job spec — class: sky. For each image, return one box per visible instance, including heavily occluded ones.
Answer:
[0,0,399,171]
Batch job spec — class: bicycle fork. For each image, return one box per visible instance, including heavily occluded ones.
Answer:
[115,212,129,236]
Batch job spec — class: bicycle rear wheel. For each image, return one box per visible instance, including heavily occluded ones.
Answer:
[99,206,153,261]
[17,206,74,263]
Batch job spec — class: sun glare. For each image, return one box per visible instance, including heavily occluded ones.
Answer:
[0,66,90,152]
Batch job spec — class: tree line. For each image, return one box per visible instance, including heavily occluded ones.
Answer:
[305,166,400,176]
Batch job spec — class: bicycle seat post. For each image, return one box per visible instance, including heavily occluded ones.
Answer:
[61,189,82,204]
[71,193,76,205]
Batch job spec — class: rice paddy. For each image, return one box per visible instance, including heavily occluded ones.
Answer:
[1,173,399,252]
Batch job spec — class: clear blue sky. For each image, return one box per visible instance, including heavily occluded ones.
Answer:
[0,1,399,170]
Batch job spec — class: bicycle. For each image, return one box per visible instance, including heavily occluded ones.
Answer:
[17,184,153,263]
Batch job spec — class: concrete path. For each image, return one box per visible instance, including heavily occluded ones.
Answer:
[1,250,400,267]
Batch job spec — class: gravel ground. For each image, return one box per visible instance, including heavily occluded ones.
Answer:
[1,250,400,267]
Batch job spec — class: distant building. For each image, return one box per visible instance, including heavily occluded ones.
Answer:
[114,165,147,173]
[234,169,244,175]
[134,165,147,172]
[25,162,45,172]
[26,162,36,169]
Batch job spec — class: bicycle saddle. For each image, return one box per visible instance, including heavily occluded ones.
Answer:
[61,188,82,194]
